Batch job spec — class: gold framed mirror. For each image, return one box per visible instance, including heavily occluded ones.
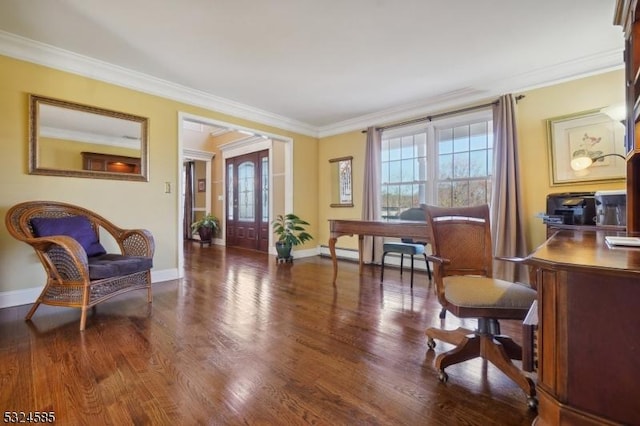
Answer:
[329,156,353,207]
[29,94,149,181]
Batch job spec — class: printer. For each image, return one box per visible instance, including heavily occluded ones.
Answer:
[544,192,596,226]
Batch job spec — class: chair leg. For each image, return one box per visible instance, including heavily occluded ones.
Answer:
[422,253,432,280]
[481,336,536,400]
[399,253,404,275]
[381,252,388,282]
[439,308,447,319]
[410,255,414,287]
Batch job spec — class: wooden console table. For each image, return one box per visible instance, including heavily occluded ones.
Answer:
[328,219,429,283]
[527,229,640,425]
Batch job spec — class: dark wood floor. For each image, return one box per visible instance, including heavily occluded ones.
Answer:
[0,244,537,425]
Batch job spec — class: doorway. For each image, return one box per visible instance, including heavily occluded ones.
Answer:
[225,150,269,252]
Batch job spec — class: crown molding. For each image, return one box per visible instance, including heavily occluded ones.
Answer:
[317,48,624,138]
[0,30,319,138]
[0,30,624,140]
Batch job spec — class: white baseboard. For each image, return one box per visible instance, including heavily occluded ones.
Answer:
[318,245,431,271]
[0,268,180,309]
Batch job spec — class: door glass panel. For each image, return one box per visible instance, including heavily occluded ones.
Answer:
[238,161,255,221]
[262,156,269,223]
[227,163,234,220]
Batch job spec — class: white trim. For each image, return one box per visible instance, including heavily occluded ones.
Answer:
[0,29,623,140]
[177,112,294,260]
[0,30,318,138]
[0,268,179,309]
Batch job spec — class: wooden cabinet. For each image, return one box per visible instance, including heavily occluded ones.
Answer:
[616,0,640,232]
[528,230,640,425]
[81,152,141,174]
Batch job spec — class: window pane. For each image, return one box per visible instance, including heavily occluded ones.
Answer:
[439,154,453,180]
[262,157,269,223]
[381,138,389,162]
[453,126,469,152]
[389,160,402,183]
[401,159,414,182]
[452,181,469,206]
[469,150,487,177]
[401,135,414,158]
[438,182,452,207]
[227,164,234,220]
[470,122,488,150]
[469,179,488,206]
[415,133,427,155]
[388,137,401,161]
[453,152,469,178]
[381,161,390,184]
[438,129,453,154]
[415,157,427,181]
[238,161,255,221]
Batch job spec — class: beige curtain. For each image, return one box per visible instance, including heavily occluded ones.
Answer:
[491,94,528,282]
[362,127,383,263]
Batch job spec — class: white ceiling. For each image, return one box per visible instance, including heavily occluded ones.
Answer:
[0,0,625,136]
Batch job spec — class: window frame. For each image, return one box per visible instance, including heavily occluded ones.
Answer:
[380,109,493,214]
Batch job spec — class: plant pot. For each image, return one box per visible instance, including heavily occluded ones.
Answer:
[275,242,292,259]
[197,226,213,243]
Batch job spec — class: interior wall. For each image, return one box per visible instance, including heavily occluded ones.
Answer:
[0,54,319,298]
[316,69,626,253]
[518,69,625,250]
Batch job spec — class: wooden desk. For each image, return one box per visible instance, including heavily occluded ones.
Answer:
[527,229,640,425]
[328,219,429,283]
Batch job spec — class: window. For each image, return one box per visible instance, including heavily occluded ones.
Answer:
[381,111,493,217]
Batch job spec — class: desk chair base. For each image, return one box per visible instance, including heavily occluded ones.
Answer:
[426,319,537,409]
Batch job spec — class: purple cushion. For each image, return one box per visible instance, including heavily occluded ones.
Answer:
[30,216,107,257]
[88,254,152,280]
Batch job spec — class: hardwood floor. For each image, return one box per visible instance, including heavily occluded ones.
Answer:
[0,244,537,425]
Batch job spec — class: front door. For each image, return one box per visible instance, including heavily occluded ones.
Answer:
[225,150,270,252]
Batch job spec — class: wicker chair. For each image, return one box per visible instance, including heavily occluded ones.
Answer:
[5,201,155,331]
[423,204,537,408]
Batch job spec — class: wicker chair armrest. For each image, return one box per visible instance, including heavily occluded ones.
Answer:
[27,235,90,282]
[119,229,155,257]
[426,254,450,265]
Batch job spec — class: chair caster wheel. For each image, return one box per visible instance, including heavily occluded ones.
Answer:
[527,396,538,410]
[427,338,436,349]
[438,371,448,383]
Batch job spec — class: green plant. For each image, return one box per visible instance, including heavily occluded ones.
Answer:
[271,213,313,247]
[191,213,219,234]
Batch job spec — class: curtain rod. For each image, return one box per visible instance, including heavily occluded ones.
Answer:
[362,95,525,133]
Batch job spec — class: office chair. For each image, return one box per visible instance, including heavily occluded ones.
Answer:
[380,207,432,287]
[423,204,538,408]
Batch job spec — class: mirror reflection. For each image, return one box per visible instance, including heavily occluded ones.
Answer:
[329,156,353,207]
[29,95,148,181]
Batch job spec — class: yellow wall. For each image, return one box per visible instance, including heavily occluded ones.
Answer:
[318,130,366,249]
[0,51,624,295]
[518,69,625,250]
[317,69,626,253]
[0,55,318,293]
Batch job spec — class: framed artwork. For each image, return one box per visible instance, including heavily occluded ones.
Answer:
[197,178,206,192]
[547,109,626,185]
[329,156,353,207]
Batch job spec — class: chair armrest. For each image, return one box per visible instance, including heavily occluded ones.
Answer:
[495,256,527,264]
[119,229,155,257]
[27,235,90,282]
[426,254,450,265]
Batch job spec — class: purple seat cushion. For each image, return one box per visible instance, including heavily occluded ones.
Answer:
[30,215,107,257]
[88,254,153,280]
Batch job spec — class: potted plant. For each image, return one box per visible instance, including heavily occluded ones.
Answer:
[191,213,219,245]
[271,213,313,260]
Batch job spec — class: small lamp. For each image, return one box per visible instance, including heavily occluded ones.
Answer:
[570,152,626,172]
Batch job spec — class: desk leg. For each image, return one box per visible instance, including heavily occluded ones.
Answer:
[358,235,364,275]
[329,236,338,284]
